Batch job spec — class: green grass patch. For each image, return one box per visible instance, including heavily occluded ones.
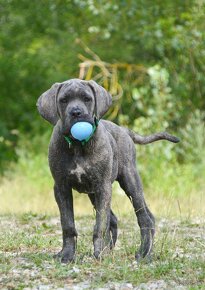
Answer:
[0,215,204,289]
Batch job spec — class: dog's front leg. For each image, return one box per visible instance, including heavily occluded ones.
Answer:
[93,183,112,259]
[54,182,77,263]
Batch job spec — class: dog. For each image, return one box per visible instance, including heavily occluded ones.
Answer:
[37,79,179,263]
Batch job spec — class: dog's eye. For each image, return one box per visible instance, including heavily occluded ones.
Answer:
[84,96,91,102]
[60,97,68,103]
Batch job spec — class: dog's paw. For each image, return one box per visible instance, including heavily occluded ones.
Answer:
[93,244,111,260]
[135,252,153,264]
[61,254,75,264]
[53,249,75,264]
[94,250,101,260]
[53,250,63,260]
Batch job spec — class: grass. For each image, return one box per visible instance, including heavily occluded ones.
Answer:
[0,143,204,218]
[0,214,204,289]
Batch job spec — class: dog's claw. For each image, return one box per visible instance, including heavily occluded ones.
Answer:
[61,256,74,264]
[135,252,153,263]
[94,251,101,260]
[53,249,75,264]
[53,251,63,260]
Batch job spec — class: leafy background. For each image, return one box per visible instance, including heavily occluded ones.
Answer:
[0,0,204,216]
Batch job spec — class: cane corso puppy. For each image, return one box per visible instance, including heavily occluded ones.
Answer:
[37,79,179,263]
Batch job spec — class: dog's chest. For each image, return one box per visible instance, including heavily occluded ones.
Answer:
[67,158,102,193]
[69,163,87,183]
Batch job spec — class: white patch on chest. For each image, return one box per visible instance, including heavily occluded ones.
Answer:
[69,164,86,183]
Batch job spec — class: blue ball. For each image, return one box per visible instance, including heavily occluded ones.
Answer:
[70,122,93,141]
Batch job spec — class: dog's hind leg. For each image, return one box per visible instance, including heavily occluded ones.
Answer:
[109,209,118,248]
[88,192,118,250]
[118,167,155,261]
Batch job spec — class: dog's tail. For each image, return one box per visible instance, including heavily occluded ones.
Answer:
[127,129,180,145]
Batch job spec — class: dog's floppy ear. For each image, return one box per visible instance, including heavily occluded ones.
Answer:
[88,80,112,119]
[36,83,61,125]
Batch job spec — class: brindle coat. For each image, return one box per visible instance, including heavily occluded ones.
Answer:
[37,79,179,263]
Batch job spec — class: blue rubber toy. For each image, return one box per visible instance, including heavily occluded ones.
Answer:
[70,122,93,141]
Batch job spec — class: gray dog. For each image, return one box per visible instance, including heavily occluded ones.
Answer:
[37,79,179,263]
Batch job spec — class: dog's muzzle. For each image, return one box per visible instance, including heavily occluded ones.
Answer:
[63,115,99,146]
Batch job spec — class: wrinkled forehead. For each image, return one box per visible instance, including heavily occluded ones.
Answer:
[60,80,93,97]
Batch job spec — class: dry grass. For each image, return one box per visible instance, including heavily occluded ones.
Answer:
[0,174,204,220]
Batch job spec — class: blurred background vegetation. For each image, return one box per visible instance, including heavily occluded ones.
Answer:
[0,0,204,216]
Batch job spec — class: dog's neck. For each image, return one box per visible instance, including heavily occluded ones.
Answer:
[57,121,103,156]
[64,118,99,148]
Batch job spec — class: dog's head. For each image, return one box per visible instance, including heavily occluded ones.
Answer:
[37,79,112,135]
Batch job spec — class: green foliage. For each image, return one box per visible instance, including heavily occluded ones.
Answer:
[0,0,205,171]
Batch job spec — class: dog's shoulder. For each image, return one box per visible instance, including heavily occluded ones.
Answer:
[101,119,122,133]
[101,120,130,140]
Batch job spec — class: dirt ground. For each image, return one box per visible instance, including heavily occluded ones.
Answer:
[0,214,204,289]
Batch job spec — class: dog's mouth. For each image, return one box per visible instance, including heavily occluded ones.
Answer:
[62,114,95,137]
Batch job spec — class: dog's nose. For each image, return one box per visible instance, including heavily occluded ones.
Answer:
[70,107,82,117]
